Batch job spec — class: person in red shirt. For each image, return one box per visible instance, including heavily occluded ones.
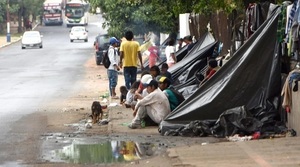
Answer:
[148,45,159,68]
[200,59,220,85]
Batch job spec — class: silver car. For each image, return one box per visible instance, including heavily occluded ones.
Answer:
[21,31,43,49]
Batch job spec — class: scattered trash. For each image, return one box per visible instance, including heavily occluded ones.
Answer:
[252,131,261,139]
[286,129,297,137]
[108,102,118,107]
[85,120,93,129]
[120,122,130,126]
[227,134,252,142]
[101,98,108,103]
[98,119,109,125]
[201,142,208,145]
[101,105,107,109]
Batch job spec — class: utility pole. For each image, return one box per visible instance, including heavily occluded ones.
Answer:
[6,0,11,43]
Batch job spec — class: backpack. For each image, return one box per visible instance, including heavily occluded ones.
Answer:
[102,48,111,69]
[169,86,185,104]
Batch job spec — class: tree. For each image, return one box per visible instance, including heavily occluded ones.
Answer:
[88,0,178,37]
[0,1,6,33]
[88,0,281,40]
[0,0,43,34]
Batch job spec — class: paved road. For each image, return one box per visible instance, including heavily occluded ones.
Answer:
[0,14,106,164]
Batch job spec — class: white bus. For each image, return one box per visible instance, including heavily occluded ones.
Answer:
[43,0,64,26]
[65,0,89,27]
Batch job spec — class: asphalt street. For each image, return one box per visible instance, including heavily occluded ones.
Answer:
[0,14,107,164]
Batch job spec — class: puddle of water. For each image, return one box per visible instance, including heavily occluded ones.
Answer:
[0,161,25,167]
[43,140,165,164]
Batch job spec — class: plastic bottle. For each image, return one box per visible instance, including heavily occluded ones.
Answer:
[141,119,146,128]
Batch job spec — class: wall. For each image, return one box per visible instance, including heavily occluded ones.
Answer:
[288,81,300,134]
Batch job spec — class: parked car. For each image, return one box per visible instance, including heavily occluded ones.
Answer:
[21,31,43,49]
[94,34,109,65]
[69,26,88,42]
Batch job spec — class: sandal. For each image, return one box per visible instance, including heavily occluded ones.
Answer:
[111,96,119,99]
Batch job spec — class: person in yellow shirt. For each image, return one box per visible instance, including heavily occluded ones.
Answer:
[119,141,140,161]
[120,31,144,89]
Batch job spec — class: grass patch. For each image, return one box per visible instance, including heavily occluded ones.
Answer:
[0,33,22,37]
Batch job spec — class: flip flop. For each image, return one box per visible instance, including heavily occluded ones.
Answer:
[111,96,119,99]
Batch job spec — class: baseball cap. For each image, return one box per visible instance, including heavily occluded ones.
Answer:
[110,37,120,45]
[158,76,167,83]
[146,79,158,87]
[141,74,153,84]
[158,76,171,85]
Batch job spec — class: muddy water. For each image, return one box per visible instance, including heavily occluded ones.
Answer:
[40,133,169,165]
[39,120,219,165]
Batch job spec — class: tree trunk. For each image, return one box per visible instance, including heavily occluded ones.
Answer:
[17,5,23,33]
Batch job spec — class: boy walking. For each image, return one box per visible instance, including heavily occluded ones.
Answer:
[107,37,121,99]
[120,31,144,89]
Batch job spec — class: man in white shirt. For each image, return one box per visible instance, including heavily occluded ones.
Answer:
[128,79,171,129]
[107,37,120,99]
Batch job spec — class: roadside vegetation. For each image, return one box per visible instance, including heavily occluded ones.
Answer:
[0,0,43,34]
[87,0,284,38]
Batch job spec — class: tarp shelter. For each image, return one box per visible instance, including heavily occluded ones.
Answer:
[172,34,219,94]
[160,7,282,136]
[169,33,217,82]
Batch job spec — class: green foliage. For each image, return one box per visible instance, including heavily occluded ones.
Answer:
[5,0,44,19]
[0,1,6,23]
[88,0,177,37]
[87,0,249,36]
[0,0,44,33]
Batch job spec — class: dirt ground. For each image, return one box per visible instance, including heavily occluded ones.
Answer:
[8,55,183,167]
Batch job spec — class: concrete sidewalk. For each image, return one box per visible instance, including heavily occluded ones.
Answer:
[107,103,300,167]
[168,136,300,167]
[0,35,21,48]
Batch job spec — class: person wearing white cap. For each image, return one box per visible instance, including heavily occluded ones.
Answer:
[134,74,153,100]
[128,79,171,129]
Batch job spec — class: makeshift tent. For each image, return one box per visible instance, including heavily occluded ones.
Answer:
[169,33,218,99]
[169,33,217,82]
[160,7,283,136]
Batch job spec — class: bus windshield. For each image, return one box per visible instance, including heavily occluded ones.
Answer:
[66,7,84,17]
[65,2,87,18]
[44,8,62,15]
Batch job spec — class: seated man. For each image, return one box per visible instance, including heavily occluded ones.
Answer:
[158,76,185,111]
[160,63,173,84]
[128,79,171,129]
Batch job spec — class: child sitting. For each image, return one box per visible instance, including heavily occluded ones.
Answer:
[124,81,141,110]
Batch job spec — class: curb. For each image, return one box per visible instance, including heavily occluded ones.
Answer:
[0,38,21,48]
[0,23,39,49]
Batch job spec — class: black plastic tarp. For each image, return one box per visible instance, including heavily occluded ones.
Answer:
[160,7,282,135]
[169,33,216,81]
